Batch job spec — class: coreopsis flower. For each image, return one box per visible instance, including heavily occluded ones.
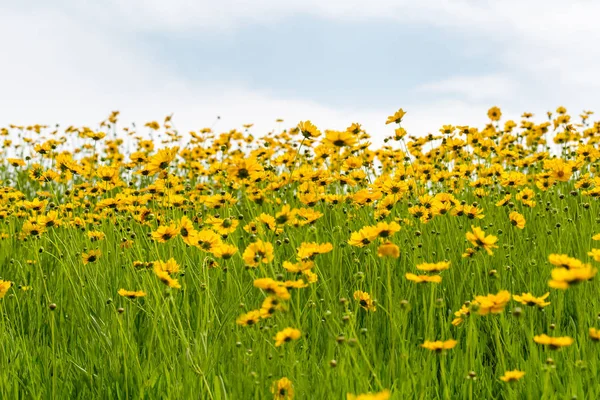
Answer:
[377,242,400,258]
[118,289,146,299]
[296,242,333,260]
[297,120,321,139]
[192,229,223,252]
[533,334,574,349]
[154,258,180,274]
[271,377,294,400]
[353,290,376,312]
[548,265,597,289]
[151,224,180,243]
[500,370,525,382]
[243,240,274,267]
[0,280,12,299]
[323,130,357,147]
[386,108,407,125]
[153,269,181,289]
[348,227,378,247]
[211,243,238,259]
[509,211,526,229]
[260,296,284,319]
[474,290,511,315]
[416,261,450,272]
[236,310,261,326]
[466,226,498,255]
[588,249,600,262]
[178,216,197,246]
[488,106,502,121]
[82,249,101,265]
[347,390,391,400]
[372,221,401,238]
[452,303,475,326]
[421,339,457,352]
[146,146,179,174]
[548,254,586,269]
[254,278,291,300]
[513,292,550,308]
[593,234,600,241]
[274,328,301,347]
[405,273,442,283]
[589,328,600,341]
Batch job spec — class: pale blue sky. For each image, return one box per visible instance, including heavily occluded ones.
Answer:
[1,1,599,139]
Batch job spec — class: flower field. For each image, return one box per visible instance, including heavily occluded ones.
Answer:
[1,107,600,399]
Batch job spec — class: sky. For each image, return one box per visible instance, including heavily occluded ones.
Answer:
[2,0,600,141]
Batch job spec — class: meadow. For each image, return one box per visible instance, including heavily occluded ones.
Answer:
[1,107,600,399]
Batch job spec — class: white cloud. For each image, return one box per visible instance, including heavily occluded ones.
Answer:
[416,75,517,102]
[1,0,597,147]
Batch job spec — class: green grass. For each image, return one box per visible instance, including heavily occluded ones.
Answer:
[1,117,600,399]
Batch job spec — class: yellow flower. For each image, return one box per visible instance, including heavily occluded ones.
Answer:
[118,289,146,299]
[151,224,180,243]
[296,242,333,260]
[254,278,291,300]
[243,240,274,267]
[271,377,294,400]
[588,249,600,262]
[297,120,321,139]
[236,310,261,326]
[82,249,101,265]
[500,370,525,382]
[353,290,376,312]
[513,292,550,308]
[405,273,442,284]
[323,130,357,147]
[377,242,400,258]
[533,334,574,349]
[589,328,600,341]
[466,226,498,255]
[347,390,391,400]
[385,108,407,125]
[416,261,450,272]
[488,106,502,121]
[0,280,12,299]
[274,328,301,347]
[474,290,511,315]
[548,265,597,289]
[421,339,457,352]
[509,211,526,229]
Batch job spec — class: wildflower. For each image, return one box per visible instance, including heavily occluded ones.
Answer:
[236,310,261,326]
[324,130,357,147]
[212,243,238,259]
[589,328,600,341]
[0,280,12,299]
[154,258,180,274]
[298,120,321,139]
[82,249,101,265]
[488,106,502,121]
[353,290,376,311]
[151,224,180,243]
[296,242,333,260]
[474,290,511,315]
[373,221,401,238]
[421,339,457,352]
[118,289,146,299]
[405,273,442,283]
[466,226,498,255]
[548,254,585,269]
[271,377,294,400]
[509,211,526,229]
[260,296,283,318]
[146,146,179,174]
[416,261,450,272]
[274,328,301,347]
[513,292,550,308]
[386,108,407,125]
[533,334,574,349]
[500,370,525,382]
[588,249,600,262]
[243,240,274,267]
[154,269,181,289]
[347,390,391,400]
[593,234,600,241]
[548,265,597,289]
[377,242,400,258]
[254,278,291,300]
[348,227,378,247]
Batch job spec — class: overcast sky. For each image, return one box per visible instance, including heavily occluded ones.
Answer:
[2,1,599,140]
